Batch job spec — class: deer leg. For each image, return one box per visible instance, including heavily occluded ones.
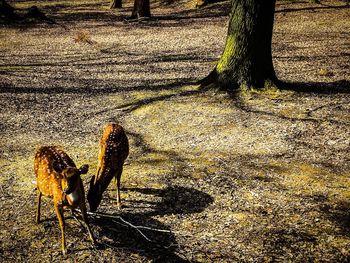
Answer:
[36,191,42,224]
[116,178,121,210]
[115,167,123,210]
[54,204,67,256]
[79,203,96,245]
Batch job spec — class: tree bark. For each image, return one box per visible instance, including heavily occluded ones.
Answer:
[110,0,122,9]
[202,0,278,90]
[131,0,151,19]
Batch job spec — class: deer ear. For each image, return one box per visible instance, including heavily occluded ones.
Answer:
[52,162,64,173]
[79,164,89,174]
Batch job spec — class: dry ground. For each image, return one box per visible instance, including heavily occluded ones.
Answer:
[1,0,350,262]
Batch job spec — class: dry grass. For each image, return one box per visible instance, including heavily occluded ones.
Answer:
[1,0,350,262]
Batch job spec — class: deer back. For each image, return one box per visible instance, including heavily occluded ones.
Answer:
[34,146,86,206]
[87,123,129,211]
[95,123,129,185]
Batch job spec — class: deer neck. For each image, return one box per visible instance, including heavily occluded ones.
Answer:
[66,188,81,207]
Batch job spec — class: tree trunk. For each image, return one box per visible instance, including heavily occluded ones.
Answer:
[131,0,151,19]
[110,0,122,9]
[202,0,278,90]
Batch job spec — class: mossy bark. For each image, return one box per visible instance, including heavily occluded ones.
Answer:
[131,0,151,19]
[202,0,278,90]
[110,0,122,9]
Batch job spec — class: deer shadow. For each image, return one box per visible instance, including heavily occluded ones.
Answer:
[92,186,213,262]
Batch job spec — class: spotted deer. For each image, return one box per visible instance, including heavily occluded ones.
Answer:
[87,123,129,212]
[34,146,95,255]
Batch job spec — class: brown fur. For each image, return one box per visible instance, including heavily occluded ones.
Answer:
[34,145,95,255]
[87,123,129,212]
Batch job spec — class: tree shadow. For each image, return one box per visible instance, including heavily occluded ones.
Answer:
[0,77,198,95]
[90,87,202,118]
[319,198,350,235]
[276,3,349,13]
[281,80,350,94]
[263,228,317,261]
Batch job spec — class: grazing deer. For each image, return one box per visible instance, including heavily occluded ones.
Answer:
[87,123,129,212]
[34,146,95,256]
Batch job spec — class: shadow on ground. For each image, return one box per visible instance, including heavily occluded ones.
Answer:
[281,80,350,94]
[93,185,213,262]
[320,198,350,234]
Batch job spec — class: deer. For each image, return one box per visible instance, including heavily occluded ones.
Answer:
[34,145,95,256]
[87,123,129,212]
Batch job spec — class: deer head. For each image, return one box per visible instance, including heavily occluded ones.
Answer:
[52,162,89,195]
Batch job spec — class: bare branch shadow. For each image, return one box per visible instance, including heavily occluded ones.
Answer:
[91,87,202,117]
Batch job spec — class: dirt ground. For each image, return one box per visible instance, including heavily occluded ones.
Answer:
[0,0,350,262]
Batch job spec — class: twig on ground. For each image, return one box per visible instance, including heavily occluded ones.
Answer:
[75,209,173,244]
[133,225,176,234]
[112,218,153,242]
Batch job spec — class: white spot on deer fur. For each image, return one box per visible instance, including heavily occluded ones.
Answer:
[67,189,79,204]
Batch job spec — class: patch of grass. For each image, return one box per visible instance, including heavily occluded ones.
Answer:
[279,105,308,118]
[269,161,350,201]
[0,156,35,193]
[239,82,294,100]
[0,65,34,70]
[318,68,334,77]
